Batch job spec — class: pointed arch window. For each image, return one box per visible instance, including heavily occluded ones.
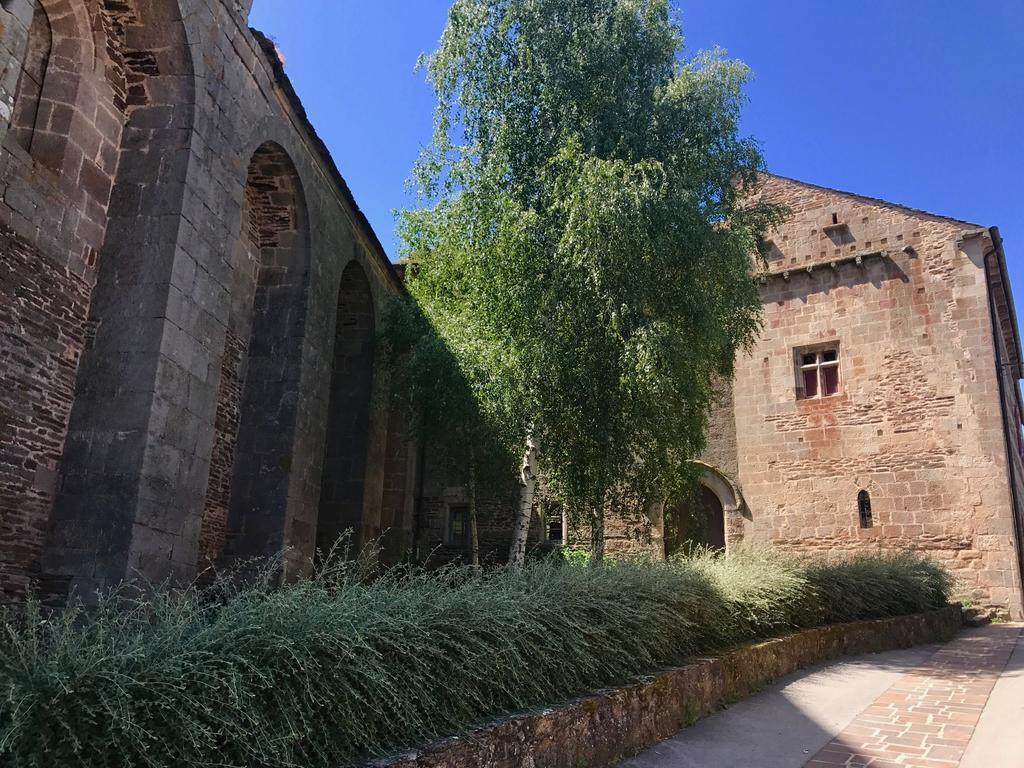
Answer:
[9,2,52,156]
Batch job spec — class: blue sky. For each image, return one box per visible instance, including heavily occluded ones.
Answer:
[250,1,1023,301]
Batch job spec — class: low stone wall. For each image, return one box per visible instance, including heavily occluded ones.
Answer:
[372,605,962,768]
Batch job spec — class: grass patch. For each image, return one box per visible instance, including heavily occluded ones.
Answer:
[0,550,949,767]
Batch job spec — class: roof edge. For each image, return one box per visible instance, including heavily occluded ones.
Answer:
[760,172,984,230]
[989,226,1024,380]
[249,28,406,295]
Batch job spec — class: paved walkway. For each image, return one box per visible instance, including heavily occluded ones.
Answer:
[619,624,1023,768]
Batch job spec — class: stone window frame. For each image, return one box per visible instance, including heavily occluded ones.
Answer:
[542,504,565,545]
[446,503,470,548]
[858,490,874,529]
[795,342,841,400]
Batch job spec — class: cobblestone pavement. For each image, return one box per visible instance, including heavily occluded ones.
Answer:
[805,624,1020,767]
[620,624,1023,768]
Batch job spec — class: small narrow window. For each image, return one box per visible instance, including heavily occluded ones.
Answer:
[546,510,564,545]
[857,491,873,529]
[447,504,469,547]
[797,346,841,399]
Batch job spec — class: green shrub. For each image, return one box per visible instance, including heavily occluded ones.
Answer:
[806,551,952,624]
[0,550,949,768]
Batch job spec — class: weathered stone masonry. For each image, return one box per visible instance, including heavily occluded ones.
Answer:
[2,3,1021,619]
[708,176,1024,618]
[582,177,1024,619]
[0,0,417,600]
[0,0,129,600]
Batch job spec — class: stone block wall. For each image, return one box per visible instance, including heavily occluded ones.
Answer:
[0,0,415,601]
[416,446,525,566]
[0,0,127,600]
[984,242,1024,607]
[407,175,1024,617]
[726,175,1024,617]
[591,177,1024,616]
[564,506,660,559]
[701,381,738,481]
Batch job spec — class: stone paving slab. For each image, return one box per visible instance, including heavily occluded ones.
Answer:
[960,624,1024,767]
[619,644,941,768]
[619,625,1022,768]
[805,624,1020,768]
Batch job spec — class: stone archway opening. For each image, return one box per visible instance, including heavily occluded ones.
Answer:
[200,141,310,567]
[315,260,376,559]
[663,462,742,558]
[664,484,727,557]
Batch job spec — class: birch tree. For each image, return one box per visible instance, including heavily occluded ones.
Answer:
[398,0,782,561]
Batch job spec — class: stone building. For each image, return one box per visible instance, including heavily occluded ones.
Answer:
[2,1,1021,619]
[0,0,421,601]
[665,175,1024,618]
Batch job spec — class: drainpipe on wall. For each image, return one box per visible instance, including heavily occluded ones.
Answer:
[983,226,1024,616]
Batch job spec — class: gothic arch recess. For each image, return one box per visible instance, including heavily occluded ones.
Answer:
[315,259,376,558]
[7,0,97,172]
[209,141,312,567]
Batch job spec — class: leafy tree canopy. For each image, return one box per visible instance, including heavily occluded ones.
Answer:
[389,0,782,537]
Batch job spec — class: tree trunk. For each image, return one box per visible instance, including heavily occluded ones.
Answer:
[589,506,605,563]
[469,448,480,568]
[647,498,667,561]
[412,436,427,562]
[507,436,538,565]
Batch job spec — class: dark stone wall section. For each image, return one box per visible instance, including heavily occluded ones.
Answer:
[0,0,412,600]
[221,142,311,565]
[7,2,50,155]
[378,393,415,562]
[0,225,91,599]
[197,326,243,566]
[0,0,128,600]
[316,260,375,557]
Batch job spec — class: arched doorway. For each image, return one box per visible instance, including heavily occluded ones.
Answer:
[663,463,742,558]
[664,484,727,557]
[201,141,311,566]
[315,260,376,557]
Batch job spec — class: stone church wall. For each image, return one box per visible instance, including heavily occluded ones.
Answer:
[0,0,415,601]
[0,0,129,600]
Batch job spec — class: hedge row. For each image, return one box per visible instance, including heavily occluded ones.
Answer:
[0,550,950,768]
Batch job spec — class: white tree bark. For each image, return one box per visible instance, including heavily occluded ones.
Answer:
[469,447,480,568]
[589,506,605,563]
[507,436,538,565]
[647,498,666,561]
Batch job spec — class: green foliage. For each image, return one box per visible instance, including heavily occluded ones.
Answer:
[397,0,786,531]
[558,547,594,566]
[803,551,953,624]
[380,296,521,495]
[0,551,948,767]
